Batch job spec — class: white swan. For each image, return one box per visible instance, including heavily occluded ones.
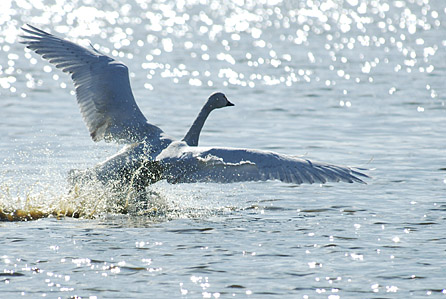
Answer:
[21,25,368,187]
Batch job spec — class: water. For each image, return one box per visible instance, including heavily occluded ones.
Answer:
[1,0,446,297]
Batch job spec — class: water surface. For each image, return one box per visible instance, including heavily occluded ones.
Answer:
[1,0,446,297]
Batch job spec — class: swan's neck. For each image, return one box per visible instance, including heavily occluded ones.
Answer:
[182,104,213,146]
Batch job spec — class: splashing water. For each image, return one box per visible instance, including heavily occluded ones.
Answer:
[0,172,237,221]
[0,179,146,221]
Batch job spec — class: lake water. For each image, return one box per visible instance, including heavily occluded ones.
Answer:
[1,0,446,297]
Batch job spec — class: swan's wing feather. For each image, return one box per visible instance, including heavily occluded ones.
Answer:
[20,24,154,143]
[160,146,368,184]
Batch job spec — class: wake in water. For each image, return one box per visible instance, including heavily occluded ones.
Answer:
[0,173,235,222]
[0,179,165,221]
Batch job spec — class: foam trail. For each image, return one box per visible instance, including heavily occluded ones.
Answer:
[0,177,234,221]
[0,179,166,221]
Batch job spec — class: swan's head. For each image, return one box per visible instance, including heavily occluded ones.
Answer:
[207,92,234,109]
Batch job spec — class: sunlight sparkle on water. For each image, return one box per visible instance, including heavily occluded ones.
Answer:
[0,0,443,99]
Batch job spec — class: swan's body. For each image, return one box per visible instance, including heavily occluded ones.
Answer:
[21,25,368,188]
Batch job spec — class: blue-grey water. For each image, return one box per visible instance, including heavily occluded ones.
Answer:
[1,0,446,297]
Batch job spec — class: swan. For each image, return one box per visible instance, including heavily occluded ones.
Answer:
[20,25,368,188]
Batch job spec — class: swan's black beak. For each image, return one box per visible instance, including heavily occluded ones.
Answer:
[226,100,235,107]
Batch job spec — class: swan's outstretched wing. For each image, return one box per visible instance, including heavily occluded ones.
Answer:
[158,145,368,184]
[20,24,159,143]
